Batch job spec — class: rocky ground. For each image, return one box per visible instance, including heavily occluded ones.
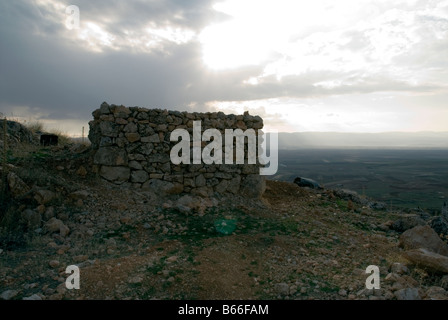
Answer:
[1,140,448,300]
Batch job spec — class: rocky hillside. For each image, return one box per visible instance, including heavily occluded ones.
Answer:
[1,138,448,300]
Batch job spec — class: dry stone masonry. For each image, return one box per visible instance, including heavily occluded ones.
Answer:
[89,102,266,198]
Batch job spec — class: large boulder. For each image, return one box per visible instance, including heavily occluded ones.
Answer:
[399,225,448,256]
[0,120,36,145]
[294,177,322,190]
[403,248,448,274]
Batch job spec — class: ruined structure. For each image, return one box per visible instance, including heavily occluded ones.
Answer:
[88,102,266,198]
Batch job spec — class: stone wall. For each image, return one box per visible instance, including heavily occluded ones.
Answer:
[88,102,266,198]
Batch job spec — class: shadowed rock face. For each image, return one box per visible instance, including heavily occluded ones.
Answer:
[293,177,322,190]
[399,225,448,256]
[0,120,36,146]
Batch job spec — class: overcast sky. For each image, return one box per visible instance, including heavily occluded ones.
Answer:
[1,0,447,136]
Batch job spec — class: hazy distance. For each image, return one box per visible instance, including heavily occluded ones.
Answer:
[276,131,448,149]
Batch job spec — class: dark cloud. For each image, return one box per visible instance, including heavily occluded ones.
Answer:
[0,0,447,133]
[0,0,225,119]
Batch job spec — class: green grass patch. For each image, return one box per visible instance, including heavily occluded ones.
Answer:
[104,224,137,239]
[147,257,167,275]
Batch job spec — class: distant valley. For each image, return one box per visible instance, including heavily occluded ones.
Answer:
[276,131,448,149]
[270,147,448,212]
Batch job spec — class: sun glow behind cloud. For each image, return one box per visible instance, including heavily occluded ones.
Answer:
[198,0,448,132]
[199,0,382,70]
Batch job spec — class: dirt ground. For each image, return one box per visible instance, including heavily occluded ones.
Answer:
[0,144,443,300]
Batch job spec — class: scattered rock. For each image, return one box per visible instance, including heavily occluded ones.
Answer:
[384,290,395,300]
[99,166,130,184]
[44,217,64,233]
[34,189,56,205]
[166,256,178,263]
[399,225,448,256]
[1,289,20,300]
[77,259,96,268]
[357,288,374,297]
[22,294,42,300]
[443,201,448,221]
[390,215,426,233]
[69,190,90,200]
[20,209,42,229]
[76,166,88,177]
[120,216,131,225]
[430,216,448,237]
[44,217,69,237]
[7,172,30,198]
[36,204,46,214]
[174,195,216,215]
[274,283,290,296]
[394,288,421,300]
[338,289,347,297]
[441,275,448,290]
[142,179,183,195]
[49,260,60,268]
[385,272,419,291]
[333,189,367,205]
[367,201,388,210]
[425,286,448,300]
[390,262,409,275]
[175,204,191,214]
[59,223,70,237]
[43,206,55,221]
[128,276,143,284]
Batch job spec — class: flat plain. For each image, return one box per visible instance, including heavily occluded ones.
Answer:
[271,148,448,212]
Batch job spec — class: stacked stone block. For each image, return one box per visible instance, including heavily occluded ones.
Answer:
[88,102,266,198]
